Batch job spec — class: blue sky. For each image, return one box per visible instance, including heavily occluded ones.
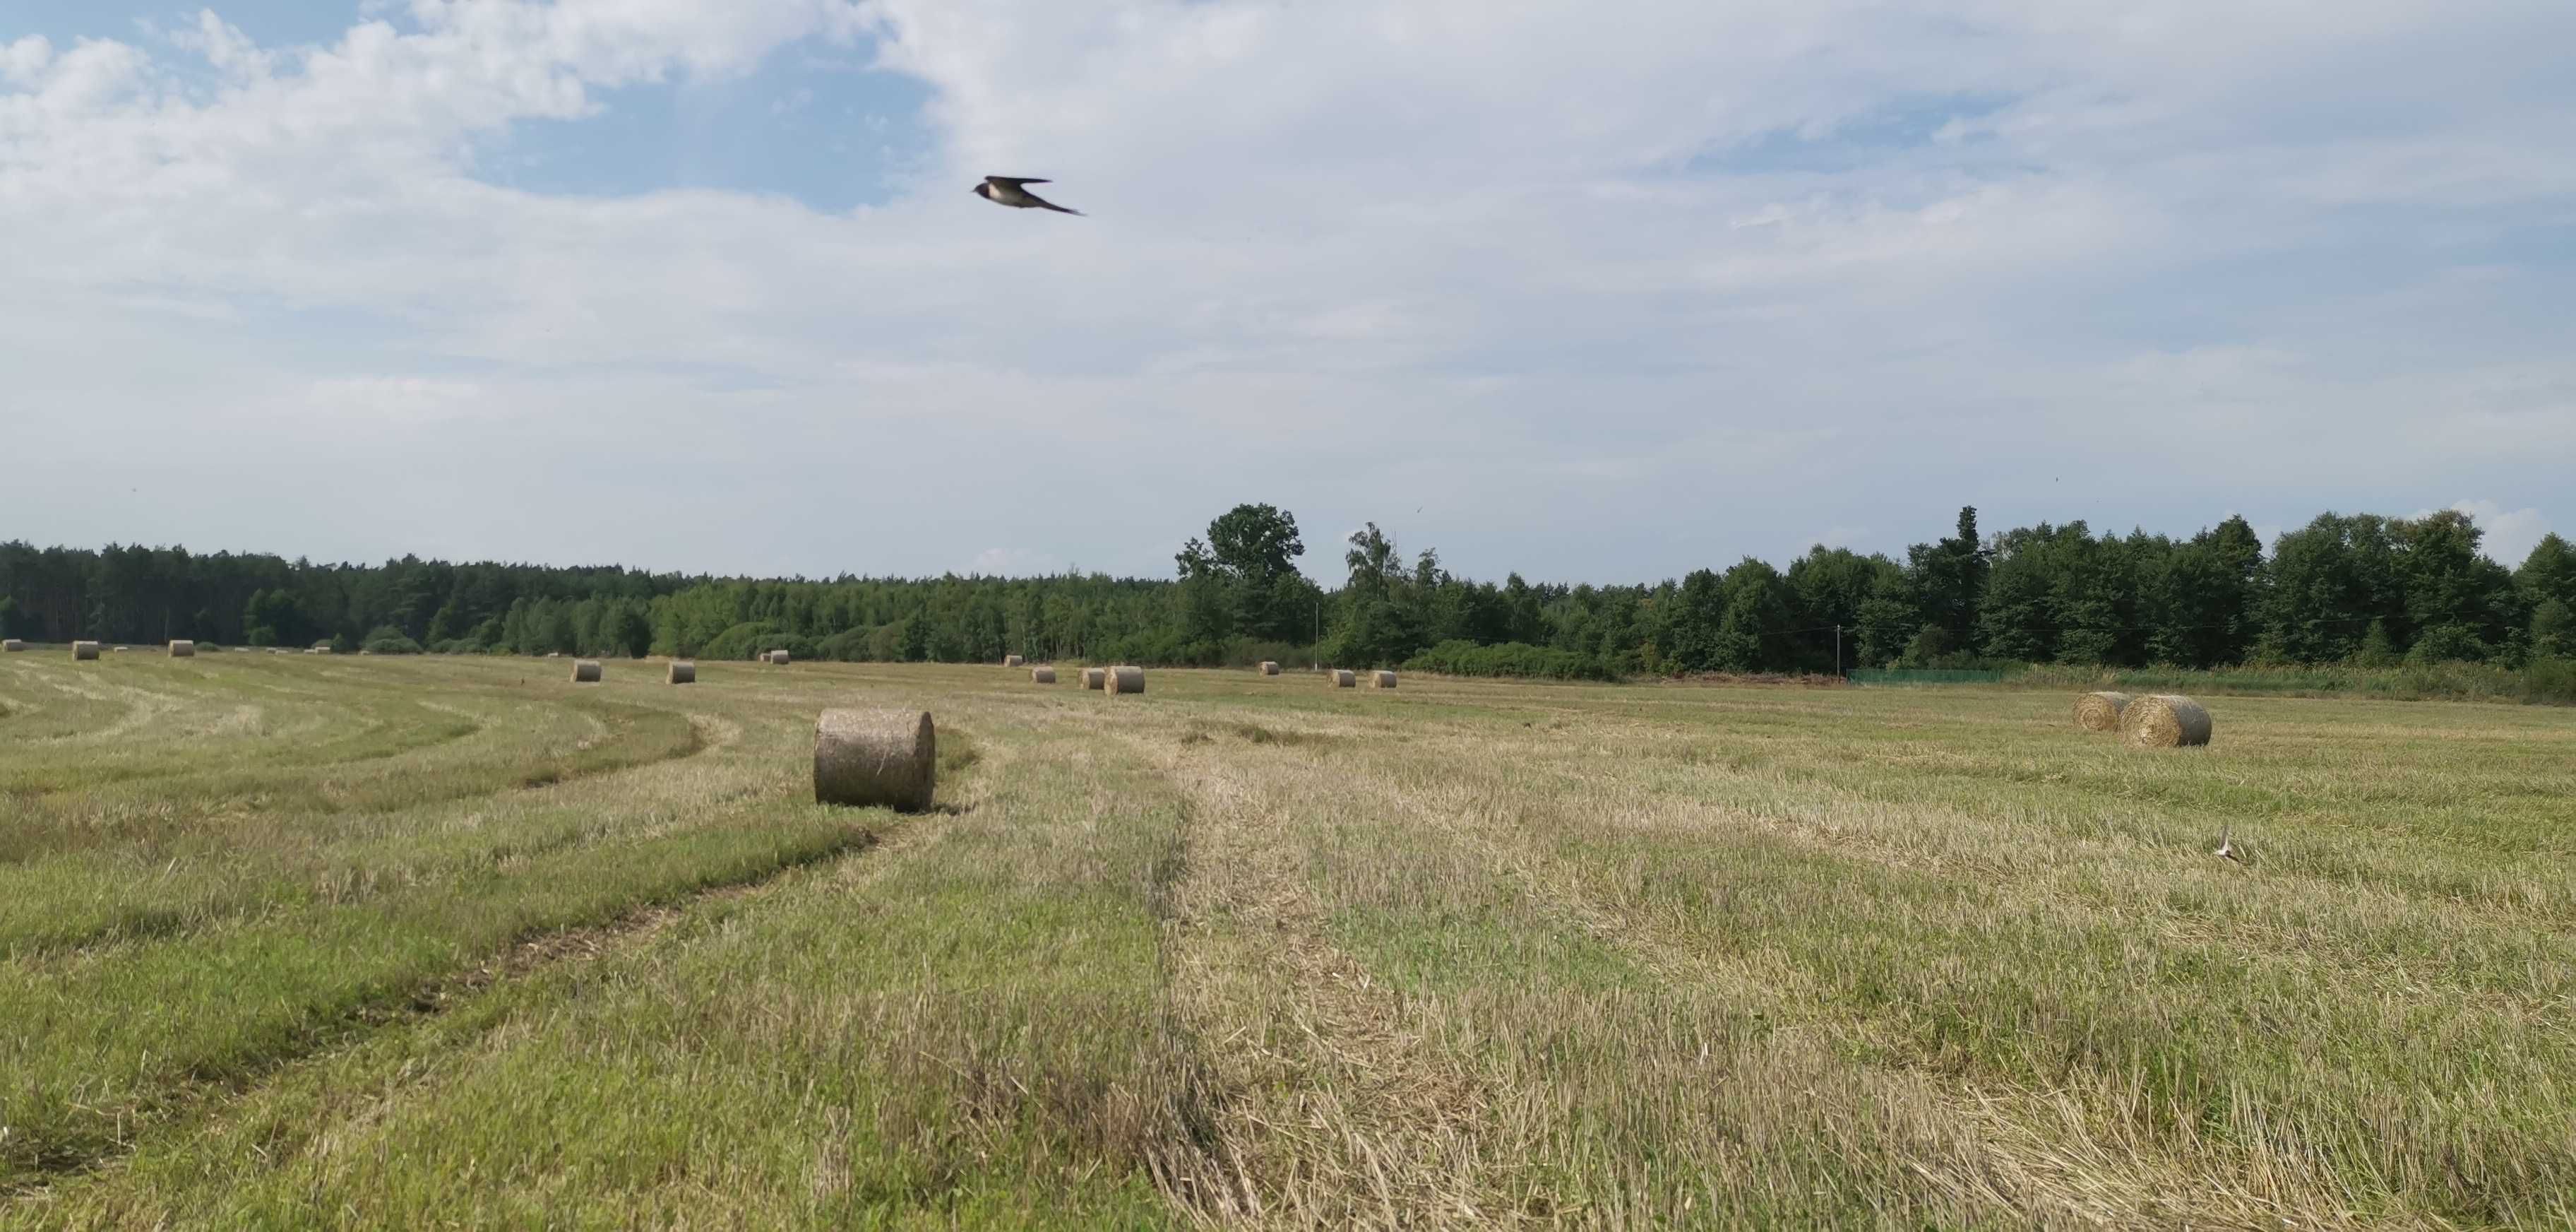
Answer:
[2,0,2570,582]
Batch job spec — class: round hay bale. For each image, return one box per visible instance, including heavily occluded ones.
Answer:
[73,640,100,661]
[114,646,130,653]
[667,661,696,685]
[2073,691,2130,732]
[1104,665,1145,695]
[1373,670,1398,689]
[570,659,602,683]
[770,649,792,665]
[1259,661,1280,675]
[1332,669,1356,688]
[168,640,196,658]
[2122,694,2212,748]
[813,709,936,812]
[1004,653,1025,668]
[1082,667,1107,690]
[2,639,25,652]
[1031,665,1057,684]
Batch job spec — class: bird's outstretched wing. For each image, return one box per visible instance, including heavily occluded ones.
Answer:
[986,176,1051,187]
[1027,193,1084,215]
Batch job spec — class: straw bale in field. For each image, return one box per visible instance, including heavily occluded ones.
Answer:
[2122,694,2212,748]
[1104,665,1145,694]
[769,649,792,665]
[1259,661,1280,675]
[114,646,129,653]
[570,659,602,683]
[73,641,100,661]
[668,661,696,685]
[813,708,936,812]
[1373,670,1397,689]
[168,640,196,658]
[1004,654,1025,668]
[1082,667,1106,689]
[1332,669,1356,688]
[1032,665,1057,684]
[2,639,25,652]
[2073,691,2130,732]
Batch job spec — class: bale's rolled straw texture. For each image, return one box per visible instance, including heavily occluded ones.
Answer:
[668,661,696,685]
[168,640,196,658]
[1104,665,1145,695]
[2073,691,2130,732]
[769,649,792,665]
[570,659,602,683]
[1332,669,1356,688]
[813,709,936,812]
[73,641,100,661]
[1004,654,1025,668]
[2122,694,2212,748]
[2,639,25,652]
[1031,666,1057,684]
[1373,670,1398,689]
[1082,668,1107,690]
[1259,661,1280,675]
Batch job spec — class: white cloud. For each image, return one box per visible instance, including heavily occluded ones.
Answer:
[2420,500,2553,567]
[0,0,2568,580]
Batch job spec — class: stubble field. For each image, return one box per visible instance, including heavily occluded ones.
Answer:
[1,649,2570,1229]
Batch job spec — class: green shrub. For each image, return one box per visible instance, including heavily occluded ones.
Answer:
[1403,640,1616,681]
[361,626,423,656]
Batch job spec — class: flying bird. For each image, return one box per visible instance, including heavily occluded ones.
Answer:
[972,176,1083,215]
[2213,824,2243,863]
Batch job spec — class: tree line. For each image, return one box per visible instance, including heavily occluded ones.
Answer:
[3,503,2570,678]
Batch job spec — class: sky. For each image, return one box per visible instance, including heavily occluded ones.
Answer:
[3,0,2570,584]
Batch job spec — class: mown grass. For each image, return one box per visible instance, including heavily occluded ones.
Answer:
[2,656,2570,1228]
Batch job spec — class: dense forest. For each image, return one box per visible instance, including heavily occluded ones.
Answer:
[4,504,2571,683]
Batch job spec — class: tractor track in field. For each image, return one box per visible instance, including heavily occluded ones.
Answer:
[4,715,965,1204]
[1,824,885,1202]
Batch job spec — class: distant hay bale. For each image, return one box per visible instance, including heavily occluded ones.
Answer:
[1104,665,1145,695]
[546,651,562,658]
[1004,653,1025,668]
[169,640,196,658]
[1332,669,1356,688]
[114,646,130,653]
[73,641,100,661]
[1259,661,1280,675]
[1082,667,1106,690]
[1032,665,1057,684]
[668,661,696,685]
[769,649,792,665]
[2073,691,2130,732]
[813,708,936,812]
[2122,694,2212,748]
[2,639,25,652]
[1373,670,1398,689]
[570,659,602,683]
